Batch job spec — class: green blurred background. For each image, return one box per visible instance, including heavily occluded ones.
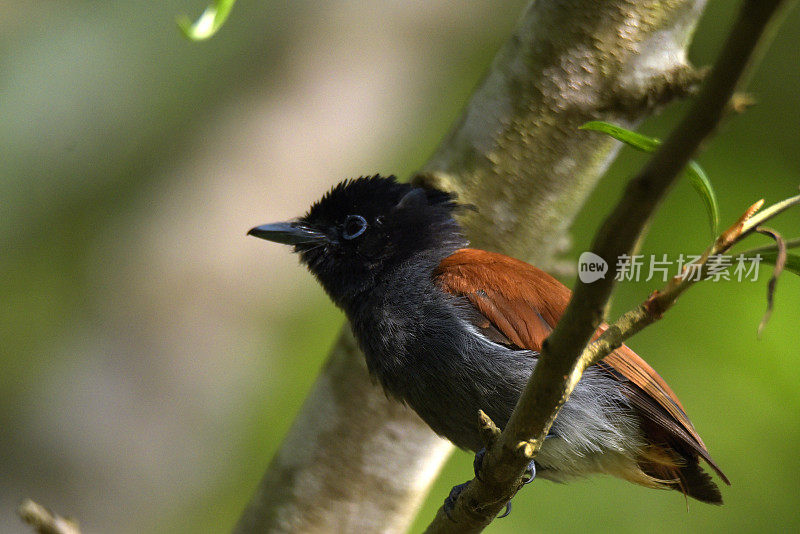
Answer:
[2,1,799,533]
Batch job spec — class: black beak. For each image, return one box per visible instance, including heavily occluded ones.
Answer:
[247,221,326,246]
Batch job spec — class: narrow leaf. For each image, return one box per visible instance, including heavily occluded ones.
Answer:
[685,161,720,235]
[177,0,237,41]
[745,251,800,277]
[738,237,800,255]
[580,121,660,152]
[581,120,719,236]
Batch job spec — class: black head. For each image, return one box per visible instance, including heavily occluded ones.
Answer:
[248,175,466,308]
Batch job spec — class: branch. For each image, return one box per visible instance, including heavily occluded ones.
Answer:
[235,1,715,532]
[424,1,791,531]
[588,194,799,370]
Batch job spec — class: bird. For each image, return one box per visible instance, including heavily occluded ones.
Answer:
[248,174,729,509]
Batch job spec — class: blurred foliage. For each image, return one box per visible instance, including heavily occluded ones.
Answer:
[2,1,799,533]
[177,0,238,41]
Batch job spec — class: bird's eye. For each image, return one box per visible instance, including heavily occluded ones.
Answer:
[342,214,367,240]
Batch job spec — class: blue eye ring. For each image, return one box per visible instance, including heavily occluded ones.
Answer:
[342,214,368,240]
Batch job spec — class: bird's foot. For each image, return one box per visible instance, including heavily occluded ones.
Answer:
[443,481,470,521]
[443,481,513,521]
[496,460,537,517]
[466,450,536,519]
[474,433,550,481]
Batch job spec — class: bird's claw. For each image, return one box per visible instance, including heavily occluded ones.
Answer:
[497,500,512,518]
[522,460,537,485]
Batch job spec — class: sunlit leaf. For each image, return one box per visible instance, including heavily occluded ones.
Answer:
[177,0,237,41]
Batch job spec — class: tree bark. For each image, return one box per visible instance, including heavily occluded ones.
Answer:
[234,1,709,532]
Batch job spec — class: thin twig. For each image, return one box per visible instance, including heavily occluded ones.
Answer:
[585,198,795,371]
[740,193,800,236]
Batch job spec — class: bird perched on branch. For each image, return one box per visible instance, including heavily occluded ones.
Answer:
[248,174,728,510]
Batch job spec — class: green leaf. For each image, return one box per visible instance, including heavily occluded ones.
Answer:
[747,251,800,277]
[580,120,720,236]
[579,121,660,152]
[177,0,237,41]
[685,160,720,235]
